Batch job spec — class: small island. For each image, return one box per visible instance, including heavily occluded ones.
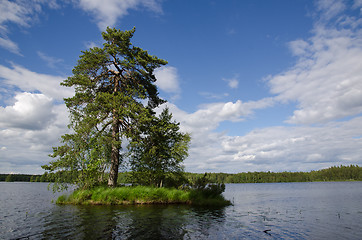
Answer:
[56,181,230,207]
[41,27,230,207]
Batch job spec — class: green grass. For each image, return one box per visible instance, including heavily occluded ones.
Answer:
[56,186,231,207]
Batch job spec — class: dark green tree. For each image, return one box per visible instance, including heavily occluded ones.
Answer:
[42,27,167,189]
[128,108,191,187]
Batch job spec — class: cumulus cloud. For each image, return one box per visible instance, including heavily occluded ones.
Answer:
[154,66,181,99]
[0,62,73,174]
[158,98,275,172]
[0,92,55,130]
[167,97,362,172]
[220,117,362,172]
[76,0,162,30]
[0,98,70,174]
[163,98,274,134]
[0,63,74,100]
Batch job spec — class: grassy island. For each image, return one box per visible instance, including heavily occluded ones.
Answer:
[56,186,231,207]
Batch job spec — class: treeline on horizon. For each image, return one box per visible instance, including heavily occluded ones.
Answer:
[0,173,49,182]
[187,164,362,183]
[1,165,362,183]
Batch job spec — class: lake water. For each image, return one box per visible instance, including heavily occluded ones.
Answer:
[1,182,362,239]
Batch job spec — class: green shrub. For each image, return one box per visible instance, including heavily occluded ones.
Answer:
[56,194,67,204]
[56,185,230,206]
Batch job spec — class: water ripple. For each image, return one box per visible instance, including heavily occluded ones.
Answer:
[1,182,362,239]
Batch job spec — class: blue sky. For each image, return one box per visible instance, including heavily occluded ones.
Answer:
[1,0,362,174]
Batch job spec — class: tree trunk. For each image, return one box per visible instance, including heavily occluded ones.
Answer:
[108,76,120,188]
[108,113,120,187]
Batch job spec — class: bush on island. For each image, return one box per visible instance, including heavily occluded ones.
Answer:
[56,173,231,207]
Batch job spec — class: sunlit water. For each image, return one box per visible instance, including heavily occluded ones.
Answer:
[1,182,362,239]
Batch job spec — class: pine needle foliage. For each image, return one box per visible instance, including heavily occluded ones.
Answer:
[42,27,192,191]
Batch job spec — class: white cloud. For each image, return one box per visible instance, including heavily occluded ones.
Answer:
[0,0,33,28]
[220,117,362,172]
[0,0,60,53]
[37,51,64,69]
[222,76,239,89]
[0,36,21,55]
[0,0,60,26]
[158,98,275,172]
[76,0,162,30]
[170,111,362,173]
[0,92,55,130]
[268,15,362,124]
[0,64,74,100]
[154,66,181,99]
[163,98,274,135]
[0,63,74,173]
[0,98,70,174]
[288,39,310,57]
[315,0,346,21]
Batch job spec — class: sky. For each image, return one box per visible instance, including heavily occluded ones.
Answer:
[1,0,362,174]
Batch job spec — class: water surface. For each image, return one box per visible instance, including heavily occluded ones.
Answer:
[1,182,361,239]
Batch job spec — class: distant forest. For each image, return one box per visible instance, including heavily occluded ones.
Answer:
[185,165,362,183]
[0,173,48,182]
[1,165,362,183]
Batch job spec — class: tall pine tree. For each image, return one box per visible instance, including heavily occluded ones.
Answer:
[43,27,167,188]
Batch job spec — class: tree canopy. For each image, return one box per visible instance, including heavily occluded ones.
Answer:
[42,27,189,190]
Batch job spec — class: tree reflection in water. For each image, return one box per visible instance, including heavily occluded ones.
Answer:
[42,204,227,239]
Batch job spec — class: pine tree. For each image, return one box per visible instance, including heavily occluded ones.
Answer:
[42,27,167,188]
